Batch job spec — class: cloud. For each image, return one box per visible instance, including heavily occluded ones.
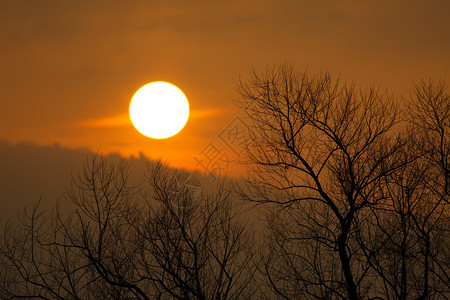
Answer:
[72,108,230,129]
[72,115,131,128]
[189,108,230,119]
[0,141,241,220]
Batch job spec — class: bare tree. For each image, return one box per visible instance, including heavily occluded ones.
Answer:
[261,200,347,299]
[356,79,450,298]
[406,79,449,201]
[0,157,258,299]
[1,68,447,300]
[236,65,411,299]
[358,155,449,299]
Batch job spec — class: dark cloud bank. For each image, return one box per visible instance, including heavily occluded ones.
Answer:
[0,141,157,220]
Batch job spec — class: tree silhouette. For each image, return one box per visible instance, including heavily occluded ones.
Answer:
[407,79,449,201]
[355,80,450,299]
[235,65,448,299]
[1,66,448,300]
[0,157,258,299]
[358,155,449,298]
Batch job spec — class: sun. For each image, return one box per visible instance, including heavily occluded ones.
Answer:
[129,82,190,139]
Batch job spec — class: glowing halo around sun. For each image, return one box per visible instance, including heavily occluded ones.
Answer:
[129,81,190,139]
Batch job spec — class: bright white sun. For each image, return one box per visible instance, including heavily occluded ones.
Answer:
[129,81,190,139]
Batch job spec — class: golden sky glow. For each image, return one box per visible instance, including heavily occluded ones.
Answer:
[0,0,449,175]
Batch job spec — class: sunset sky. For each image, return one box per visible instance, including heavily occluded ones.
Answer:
[1,0,449,174]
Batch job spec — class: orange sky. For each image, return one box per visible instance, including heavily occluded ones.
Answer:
[1,0,449,176]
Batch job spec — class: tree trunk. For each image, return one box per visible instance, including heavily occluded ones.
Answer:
[337,232,359,300]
